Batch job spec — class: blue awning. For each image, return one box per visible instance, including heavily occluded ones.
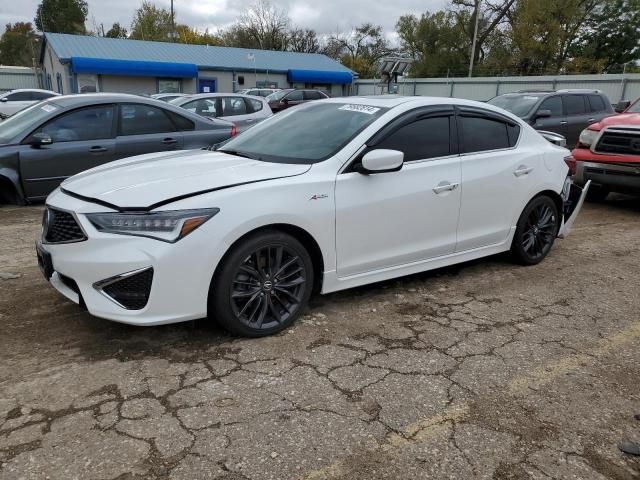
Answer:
[70,57,198,78]
[287,69,352,85]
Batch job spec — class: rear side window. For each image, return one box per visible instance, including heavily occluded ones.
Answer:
[119,104,176,136]
[376,116,451,162]
[166,111,195,131]
[304,91,323,100]
[588,95,606,113]
[32,91,55,100]
[6,91,32,101]
[221,97,248,115]
[563,95,586,115]
[286,91,303,101]
[538,96,563,117]
[182,99,217,118]
[460,115,517,153]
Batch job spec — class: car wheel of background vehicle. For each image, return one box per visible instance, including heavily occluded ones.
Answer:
[210,230,314,337]
[511,195,559,265]
[585,185,609,202]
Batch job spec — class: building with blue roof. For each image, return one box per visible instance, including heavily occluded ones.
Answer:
[39,33,354,96]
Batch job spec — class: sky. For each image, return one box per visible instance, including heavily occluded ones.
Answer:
[0,0,447,40]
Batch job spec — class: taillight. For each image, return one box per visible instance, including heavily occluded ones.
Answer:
[564,155,577,175]
[230,123,238,137]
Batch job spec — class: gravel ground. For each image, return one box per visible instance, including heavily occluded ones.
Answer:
[1,198,640,479]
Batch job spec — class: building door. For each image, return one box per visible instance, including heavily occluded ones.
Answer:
[199,79,216,93]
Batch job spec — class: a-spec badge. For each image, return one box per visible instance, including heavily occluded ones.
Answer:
[309,194,328,201]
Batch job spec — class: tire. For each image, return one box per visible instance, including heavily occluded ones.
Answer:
[209,230,314,337]
[511,195,559,265]
[585,185,609,202]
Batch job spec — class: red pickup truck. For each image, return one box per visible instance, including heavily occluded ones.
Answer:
[570,98,640,201]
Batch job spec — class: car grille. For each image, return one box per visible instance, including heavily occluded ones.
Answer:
[43,208,86,243]
[595,128,640,155]
[96,268,154,310]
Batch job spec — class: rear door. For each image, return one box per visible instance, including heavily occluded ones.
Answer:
[219,96,253,129]
[531,95,567,138]
[115,103,184,158]
[19,104,117,198]
[455,108,535,252]
[562,95,590,147]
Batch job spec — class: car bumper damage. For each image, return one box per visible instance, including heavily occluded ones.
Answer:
[558,176,590,239]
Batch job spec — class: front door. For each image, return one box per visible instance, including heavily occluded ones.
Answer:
[115,103,184,158]
[532,95,567,138]
[199,79,217,94]
[19,105,117,199]
[335,111,461,277]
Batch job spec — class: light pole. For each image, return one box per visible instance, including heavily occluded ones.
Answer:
[468,0,480,77]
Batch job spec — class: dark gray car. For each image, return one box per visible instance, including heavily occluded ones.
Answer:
[0,93,234,204]
[487,89,614,148]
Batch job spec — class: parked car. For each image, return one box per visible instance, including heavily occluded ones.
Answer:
[151,93,188,102]
[0,89,59,119]
[571,96,640,201]
[37,96,588,337]
[487,89,614,148]
[244,88,281,97]
[267,89,329,112]
[0,93,236,205]
[170,93,272,131]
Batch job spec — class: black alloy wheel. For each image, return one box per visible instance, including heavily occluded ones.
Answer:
[210,230,313,337]
[512,196,559,265]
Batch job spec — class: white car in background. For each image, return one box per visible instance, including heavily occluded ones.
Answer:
[37,96,589,337]
[151,93,188,103]
[170,93,272,131]
[0,89,59,118]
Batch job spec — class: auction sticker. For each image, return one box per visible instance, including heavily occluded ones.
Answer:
[41,104,58,113]
[338,104,381,115]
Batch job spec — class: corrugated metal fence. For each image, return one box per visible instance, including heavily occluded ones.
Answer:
[0,67,39,92]
[354,74,640,103]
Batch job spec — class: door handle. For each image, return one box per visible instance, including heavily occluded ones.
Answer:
[587,118,596,124]
[560,121,568,126]
[433,182,459,194]
[89,146,107,153]
[514,165,534,177]
[246,118,254,123]
[162,138,178,145]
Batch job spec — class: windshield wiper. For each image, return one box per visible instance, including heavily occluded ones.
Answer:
[219,149,261,160]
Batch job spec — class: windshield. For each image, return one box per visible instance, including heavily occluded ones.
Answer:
[219,102,388,164]
[0,102,59,144]
[266,90,290,102]
[487,94,544,117]
[627,99,640,113]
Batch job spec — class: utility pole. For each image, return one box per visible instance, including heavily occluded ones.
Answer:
[170,0,176,40]
[468,0,480,77]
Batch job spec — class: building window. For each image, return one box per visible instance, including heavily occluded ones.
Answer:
[238,75,245,86]
[56,73,64,94]
[158,79,181,93]
[77,74,99,93]
[46,74,52,90]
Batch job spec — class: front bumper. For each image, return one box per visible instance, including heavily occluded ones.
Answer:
[39,195,226,326]
[573,158,640,195]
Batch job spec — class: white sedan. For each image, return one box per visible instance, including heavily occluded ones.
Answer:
[37,96,589,337]
[0,89,59,118]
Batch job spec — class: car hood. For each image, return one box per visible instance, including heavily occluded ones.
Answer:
[594,112,640,129]
[61,149,311,210]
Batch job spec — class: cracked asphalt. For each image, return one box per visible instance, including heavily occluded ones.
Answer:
[1,197,640,479]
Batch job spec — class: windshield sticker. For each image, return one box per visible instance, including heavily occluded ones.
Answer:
[338,104,381,115]
[523,96,539,100]
[41,104,57,113]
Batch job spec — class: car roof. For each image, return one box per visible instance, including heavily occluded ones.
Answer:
[45,93,165,107]
[177,93,266,101]
[4,88,59,94]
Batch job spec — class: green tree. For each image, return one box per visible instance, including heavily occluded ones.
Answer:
[34,0,88,34]
[0,22,39,66]
[105,22,128,39]
[570,0,640,72]
[176,25,223,45]
[130,1,173,42]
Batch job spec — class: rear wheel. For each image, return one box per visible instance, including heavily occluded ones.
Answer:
[210,230,313,337]
[511,195,559,265]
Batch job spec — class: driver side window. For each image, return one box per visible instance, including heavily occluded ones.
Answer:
[286,91,303,101]
[30,106,114,143]
[537,96,563,117]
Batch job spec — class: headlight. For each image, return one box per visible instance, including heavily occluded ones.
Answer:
[578,128,599,147]
[86,208,220,242]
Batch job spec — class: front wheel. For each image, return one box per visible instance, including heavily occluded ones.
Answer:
[210,230,314,337]
[511,195,559,265]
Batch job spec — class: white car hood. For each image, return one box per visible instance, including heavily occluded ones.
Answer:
[61,149,311,210]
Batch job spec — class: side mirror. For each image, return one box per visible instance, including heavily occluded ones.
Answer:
[282,98,289,104]
[535,109,552,119]
[615,101,631,113]
[359,149,404,174]
[0,98,7,102]
[30,132,53,148]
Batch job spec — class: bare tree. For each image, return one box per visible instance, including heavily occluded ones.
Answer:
[233,0,290,50]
